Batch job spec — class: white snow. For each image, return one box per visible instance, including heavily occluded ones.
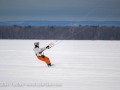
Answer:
[0,40,120,90]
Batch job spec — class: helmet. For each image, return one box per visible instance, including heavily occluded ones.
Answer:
[34,42,39,46]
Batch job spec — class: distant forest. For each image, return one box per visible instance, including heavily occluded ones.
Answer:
[0,25,120,40]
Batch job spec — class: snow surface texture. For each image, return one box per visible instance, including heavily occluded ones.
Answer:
[0,40,120,90]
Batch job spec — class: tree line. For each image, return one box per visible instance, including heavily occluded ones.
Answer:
[0,25,120,40]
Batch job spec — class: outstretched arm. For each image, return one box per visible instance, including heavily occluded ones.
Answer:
[39,47,47,54]
[39,43,54,54]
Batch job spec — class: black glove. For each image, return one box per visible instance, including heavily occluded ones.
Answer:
[46,45,50,49]
[39,52,42,54]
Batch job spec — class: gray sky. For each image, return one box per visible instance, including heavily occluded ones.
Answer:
[0,0,120,21]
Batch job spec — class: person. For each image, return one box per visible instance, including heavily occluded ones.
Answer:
[33,42,52,67]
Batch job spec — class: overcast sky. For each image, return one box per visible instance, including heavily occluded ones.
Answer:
[0,0,120,21]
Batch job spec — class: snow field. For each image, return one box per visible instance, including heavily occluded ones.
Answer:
[0,40,120,90]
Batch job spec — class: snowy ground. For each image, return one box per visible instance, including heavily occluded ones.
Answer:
[0,40,120,90]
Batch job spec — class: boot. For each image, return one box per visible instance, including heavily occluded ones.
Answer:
[47,63,52,67]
